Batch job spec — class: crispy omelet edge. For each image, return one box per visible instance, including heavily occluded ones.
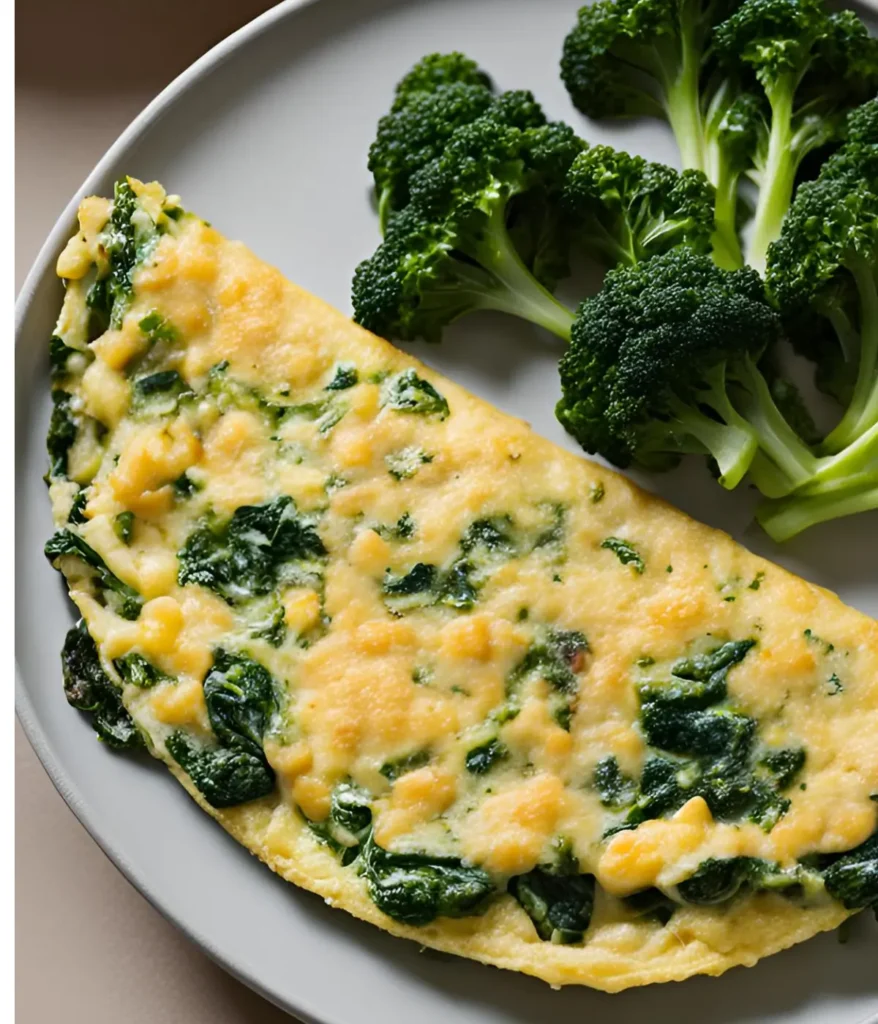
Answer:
[166,761,848,991]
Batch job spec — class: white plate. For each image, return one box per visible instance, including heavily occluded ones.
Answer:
[15,1,878,1022]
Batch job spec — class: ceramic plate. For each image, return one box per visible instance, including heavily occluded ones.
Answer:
[15,1,878,1021]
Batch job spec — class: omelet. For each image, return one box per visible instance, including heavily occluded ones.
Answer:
[44,178,878,991]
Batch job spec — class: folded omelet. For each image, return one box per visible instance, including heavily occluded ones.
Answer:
[44,178,878,991]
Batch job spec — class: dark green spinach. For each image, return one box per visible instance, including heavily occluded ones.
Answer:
[61,621,142,749]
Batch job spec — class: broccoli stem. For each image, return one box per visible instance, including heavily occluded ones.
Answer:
[709,169,744,271]
[660,26,706,174]
[805,419,878,492]
[668,364,758,488]
[377,189,394,235]
[701,82,744,269]
[746,83,796,274]
[672,404,758,488]
[582,215,638,269]
[733,357,818,493]
[470,203,576,340]
[758,472,878,542]
[821,301,861,365]
[820,259,878,454]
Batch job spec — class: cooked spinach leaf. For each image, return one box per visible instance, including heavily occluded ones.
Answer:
[593,755,637,809]
[385,446,433,480]
[359,834,494,925]
[509,842,594,944]
[823,831,878,912]
[165,731,274,808]
[61,621,142,748]
[177,496,326,604]
[509,628,589,694]
[601,536,645,573]
[46,390,78,479]
[67,490,88,524]
[202,649,278,760]
[113,652,166,689]
[49,335,79,377]
[465,738,508,775]
[380,748,431,782]
[45,529,142,619]
[138,310,179,344]
[611,639,805,833]
[131,369,192,416]
[88,179,161,328]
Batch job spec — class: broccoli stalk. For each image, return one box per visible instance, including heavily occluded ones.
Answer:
[757,114,878,537]
[700,87,765,269]
[819,256,878,454]
[353,116,583,343]
[715,0,878,273]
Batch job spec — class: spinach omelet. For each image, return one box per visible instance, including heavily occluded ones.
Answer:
[44,178,878,990]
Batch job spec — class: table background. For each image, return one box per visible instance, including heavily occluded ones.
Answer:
[16,2,296,1019]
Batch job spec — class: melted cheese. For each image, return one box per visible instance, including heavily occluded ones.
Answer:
[46,182,878,991]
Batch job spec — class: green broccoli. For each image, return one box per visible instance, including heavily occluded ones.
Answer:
[767,128,878,456]
[353,116,583,343]
[390,52,492,108]
[560,0,746,266]
[714,0,878,272]
[555,247,815,491]
[369,70,547,231]
[563,146,716,266]
[757,123,878,539]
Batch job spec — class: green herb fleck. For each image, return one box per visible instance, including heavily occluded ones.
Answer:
[385,446,433,480]
[325,363,359,391]
[601,537,644,574]
[113,511,135,544]
[381,369,449,419]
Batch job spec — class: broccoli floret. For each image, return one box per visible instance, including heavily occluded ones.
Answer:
[560,0,746,266]
[555,248,815,491]
[700,87,766,268]
[369,73,549,232]
[715,0,878,272]
[390,52,492,109]
[564,146,716,267]
[561,0,733,166]
[354,116,582,343]
[369,83,496,232]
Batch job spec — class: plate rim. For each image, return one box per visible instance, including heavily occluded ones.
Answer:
[14,1,337,1021]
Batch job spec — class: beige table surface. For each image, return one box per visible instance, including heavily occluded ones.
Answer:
[16,2,299,1020]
